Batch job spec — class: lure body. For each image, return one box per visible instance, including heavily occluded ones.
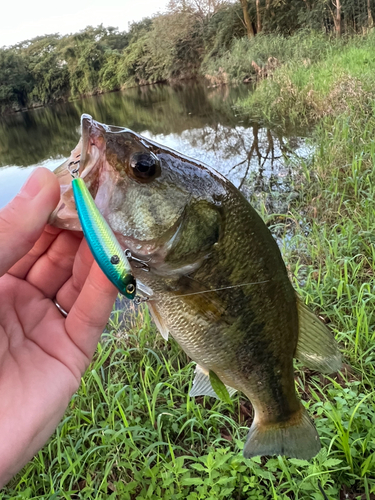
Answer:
[72,177,136,299]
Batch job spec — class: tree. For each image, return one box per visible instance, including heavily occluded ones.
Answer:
[167,0,227,23]
[239,0,255,38]
[332,0,342,37]
[24,35,69,105]
[0,49,32,110]
[256,0,262,32]
[368,0,373,28]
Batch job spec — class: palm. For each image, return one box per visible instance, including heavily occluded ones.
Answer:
[0,225,117,484]
[0,272,81,393]
[0,274,79,461]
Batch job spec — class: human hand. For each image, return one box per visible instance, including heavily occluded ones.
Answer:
[0,168,118,487]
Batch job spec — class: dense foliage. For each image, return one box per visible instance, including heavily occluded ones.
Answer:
[1,0,374,114]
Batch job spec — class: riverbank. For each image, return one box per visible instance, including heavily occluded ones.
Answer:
[1,0,373,117]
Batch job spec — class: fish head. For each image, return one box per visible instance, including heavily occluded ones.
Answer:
[49,114,226,275]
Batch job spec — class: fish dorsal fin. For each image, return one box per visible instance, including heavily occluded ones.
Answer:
[147,301,169,341]
[295,297,342,374]
[189,364,237,399]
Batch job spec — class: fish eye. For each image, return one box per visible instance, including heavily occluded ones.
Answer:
[126,283,135,294]
[130,152,160,183]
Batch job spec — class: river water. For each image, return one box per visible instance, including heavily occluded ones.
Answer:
[0,82,308,211]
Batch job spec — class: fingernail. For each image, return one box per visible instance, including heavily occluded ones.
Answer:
[21,168,43,198]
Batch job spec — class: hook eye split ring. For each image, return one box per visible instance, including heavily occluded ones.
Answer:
[69,166,80,179]
[134,296,150,305]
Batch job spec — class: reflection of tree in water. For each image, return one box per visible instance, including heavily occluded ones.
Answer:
[228,124,302,214]
[163,120,306,213]
[0,82,249,168]
[0,81,308,216]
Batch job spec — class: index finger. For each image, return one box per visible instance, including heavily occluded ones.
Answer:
[65,261,118,366]
[0,168,60,277]
[8,225,62,279]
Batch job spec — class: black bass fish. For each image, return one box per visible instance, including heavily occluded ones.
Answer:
[49,114,341,459]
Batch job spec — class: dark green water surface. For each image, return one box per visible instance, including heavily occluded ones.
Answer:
[0,82,308,210]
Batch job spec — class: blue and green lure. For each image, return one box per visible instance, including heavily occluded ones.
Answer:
[72,177,137,300]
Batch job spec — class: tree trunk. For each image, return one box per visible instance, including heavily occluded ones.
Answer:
[368,0,374,28]
[256,0,262,33]
[240,0,255,38]
[302,0,311,10]
[334,0,341,37]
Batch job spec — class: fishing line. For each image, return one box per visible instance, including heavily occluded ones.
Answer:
[136,279,271,303]
[174,280,270,298]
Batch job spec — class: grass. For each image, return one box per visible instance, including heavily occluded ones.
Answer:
[202,30,343,87]
[236,31,375,127]
[3,32,375,500]
[2,304,370,499]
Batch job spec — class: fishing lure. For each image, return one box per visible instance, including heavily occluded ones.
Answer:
[72,177,137,300]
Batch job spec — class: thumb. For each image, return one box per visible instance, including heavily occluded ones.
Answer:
[0,168,60,277]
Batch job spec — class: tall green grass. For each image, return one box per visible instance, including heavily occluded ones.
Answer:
[236,32,375,127]
[3,301,374,499]
[202,30,343,86]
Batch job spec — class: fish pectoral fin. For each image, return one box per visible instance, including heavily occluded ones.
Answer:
[243,406,320,460]
[147,302,169,341]
[295,297,342,374]
[189,364,237,400]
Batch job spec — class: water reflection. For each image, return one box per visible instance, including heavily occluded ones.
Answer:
[0,82,308,211]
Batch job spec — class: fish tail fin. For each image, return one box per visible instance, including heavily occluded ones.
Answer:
[243,406,320,460]
[296,297,342,374]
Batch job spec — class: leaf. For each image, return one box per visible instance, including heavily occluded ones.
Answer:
[255,469,274,480]
[220,488,235,497]
[217,476,235,485]
[180,477,203,486]
[323,458,342,467]
[191,463,207,472]
[288,458,311,467]
[209,370,232,404]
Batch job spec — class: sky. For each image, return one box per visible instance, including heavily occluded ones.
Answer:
[0,0,170,47]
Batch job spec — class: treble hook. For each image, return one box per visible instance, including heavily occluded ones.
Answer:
[134,295,150,305]
[125,249,151,272]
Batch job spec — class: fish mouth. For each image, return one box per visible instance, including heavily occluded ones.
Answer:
[79,114,106,179]
[48,114,107,230]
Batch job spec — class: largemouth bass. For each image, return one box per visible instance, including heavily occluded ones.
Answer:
[50,114,341,459]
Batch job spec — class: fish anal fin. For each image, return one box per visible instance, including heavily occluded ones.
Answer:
[244,406,320,460]
[296,297,342,374]
[148,302,169,340]
[189,364,237,399]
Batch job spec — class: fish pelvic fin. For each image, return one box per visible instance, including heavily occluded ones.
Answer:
[243,406,320,460]
[189,364,237,399]
[295,297,342,374]
[147,302,169,341]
